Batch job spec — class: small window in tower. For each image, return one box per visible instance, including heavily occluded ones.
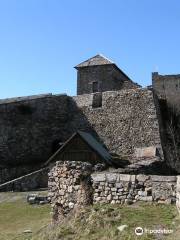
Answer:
[92,81,99,93]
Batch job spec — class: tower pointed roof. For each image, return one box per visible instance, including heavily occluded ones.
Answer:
[75,54,114,69]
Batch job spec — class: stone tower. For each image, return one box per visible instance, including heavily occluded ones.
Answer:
[152,72,180,112]
[75,54,139,95]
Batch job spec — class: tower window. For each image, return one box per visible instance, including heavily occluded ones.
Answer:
[92,81,99,93]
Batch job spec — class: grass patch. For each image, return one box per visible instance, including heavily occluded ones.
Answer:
[33,202,179,240]
[0,192,179,240]
[0,192,51,240]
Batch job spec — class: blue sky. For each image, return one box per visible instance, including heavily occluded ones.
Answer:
[0,0,180,98]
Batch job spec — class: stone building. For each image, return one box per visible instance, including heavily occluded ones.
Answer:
[75,54,139,95]
[0,54,180,191]
[152,72,180,111]
[152,72,180,172]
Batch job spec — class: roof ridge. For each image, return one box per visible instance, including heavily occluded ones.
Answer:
[75,54,114,68]
[98,53,114,64]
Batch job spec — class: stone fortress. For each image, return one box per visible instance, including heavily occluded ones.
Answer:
[0,54,180,211]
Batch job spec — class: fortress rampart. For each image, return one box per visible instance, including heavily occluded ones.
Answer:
[1,54,180,190]
[72,88,163,159]
[0,87,166,184]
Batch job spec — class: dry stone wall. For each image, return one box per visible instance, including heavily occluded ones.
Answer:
[49,161,178,222]
[177,176,180,212]
[92,172,176,204]
[48,161,93,223]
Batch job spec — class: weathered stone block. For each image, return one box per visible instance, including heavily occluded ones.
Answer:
[106,173,117,183]
[151,175,176,182]
[115,182,123,188]
[138,190,147,197]
[139,196,153,201]
[119,174,131,182]
[92,173,106,182]
[136,175,150,182]
[107,195,112,201]
[135,146,158,158]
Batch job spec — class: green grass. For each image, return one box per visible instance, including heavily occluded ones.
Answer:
[0,192,51,240]
[33,202,180,240]
[0,192,179,240]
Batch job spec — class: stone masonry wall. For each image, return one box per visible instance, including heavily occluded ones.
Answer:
[49,161,178,223]
[72,88,163,159]
[152,73,180,172]
[0,167,48,192]
[77,65,138,95]
[152,72,180,112]
[0,164,41,184]
[0,87,166,185]
[48,161,93,222]
[176,176,180,212]
[92,172,176,204]
[0,94,70,168]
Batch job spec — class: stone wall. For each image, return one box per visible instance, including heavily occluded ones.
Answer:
[152,72,180,112]
[0,164,41,184]
[0,87,168,185]
[92,172,176,204]
[176,176,180,212]
[152,73,180,172]
[72,88,163,160]
[76,65,138,95]
[48,161,93,222]
[49,161,178,222]
[0,93,70,168]
[0,167,48,192]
